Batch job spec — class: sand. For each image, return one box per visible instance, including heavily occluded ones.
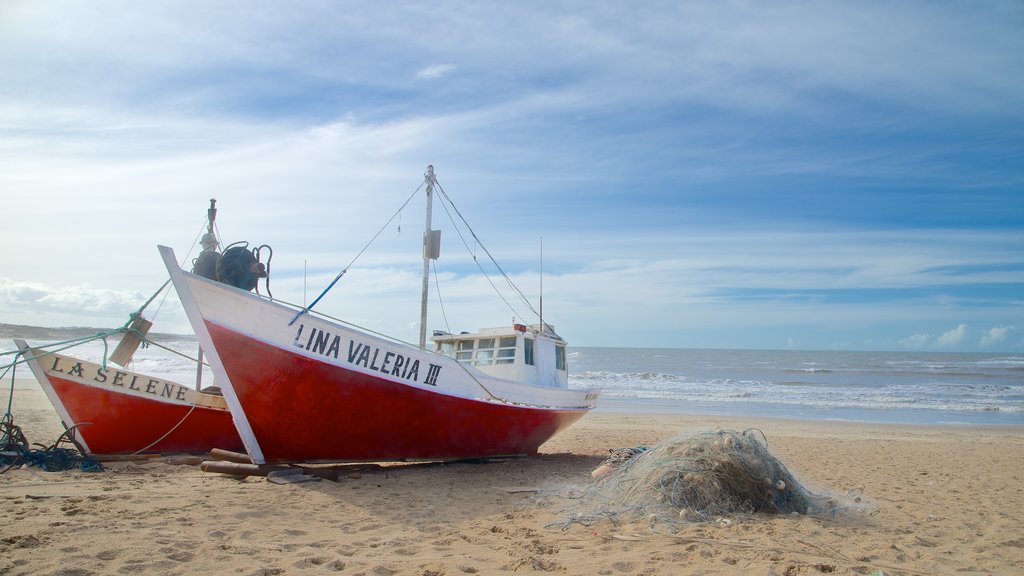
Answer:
[2,378,1023,576]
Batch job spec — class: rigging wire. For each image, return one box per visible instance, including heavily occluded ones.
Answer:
[148,215,215,325]
[289,181,426,325]
[431,260,452,335]
[433,180,549,331]
[280,169,550,335]
[436,180,539,314]
[434,194,525,323]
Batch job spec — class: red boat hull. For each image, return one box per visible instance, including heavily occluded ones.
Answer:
[207,322,587,463]
[15,340,245,456]
[46,373,243,454]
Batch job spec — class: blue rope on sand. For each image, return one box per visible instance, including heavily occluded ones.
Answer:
[0,420,103,474]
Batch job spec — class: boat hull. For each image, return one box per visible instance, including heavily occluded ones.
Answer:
[207,322,586,462]
[160,245,598,464]
[16,341,243,455]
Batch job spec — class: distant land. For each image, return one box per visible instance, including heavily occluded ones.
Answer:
[0,323,192,342]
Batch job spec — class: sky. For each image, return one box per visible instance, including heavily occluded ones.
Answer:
[1,1,1022,352]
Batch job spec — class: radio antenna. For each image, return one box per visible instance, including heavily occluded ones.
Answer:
[539,235,543,335]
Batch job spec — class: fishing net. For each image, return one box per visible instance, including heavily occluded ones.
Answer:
[553,428,839,530]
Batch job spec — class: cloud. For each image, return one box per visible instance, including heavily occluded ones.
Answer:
[0,278,145,319]
[1,2,1021,351]
[980,325,1015,347]
[415,64,456,80]
[937,324,969,348]
[899,333,932,349]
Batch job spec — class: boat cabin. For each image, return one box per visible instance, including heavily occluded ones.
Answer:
[431,324,569,388]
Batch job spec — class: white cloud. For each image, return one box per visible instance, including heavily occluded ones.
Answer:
[980,326,1015,347]
[937,324,969,348]
[0,2,1021,351]
[415,64,455,80]
[0,278,144,320]
[899,333,932,349]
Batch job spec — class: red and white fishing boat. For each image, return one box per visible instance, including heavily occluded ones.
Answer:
[14,339,243,455]
[161,166,599,465]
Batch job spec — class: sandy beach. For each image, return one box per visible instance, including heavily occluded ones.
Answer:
[2,378,1022,575]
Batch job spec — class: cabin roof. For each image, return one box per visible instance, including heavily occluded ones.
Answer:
[430,324,564,343]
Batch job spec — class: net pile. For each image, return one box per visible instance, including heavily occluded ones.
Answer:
[559,429,837,528]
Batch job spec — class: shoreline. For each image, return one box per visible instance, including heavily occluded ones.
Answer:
[594,396,1024,427]
[2,380,1023,574]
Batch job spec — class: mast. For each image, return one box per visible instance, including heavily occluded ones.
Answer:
[197,198,216,390]
[419,165,439,349]
[207,198,217,235]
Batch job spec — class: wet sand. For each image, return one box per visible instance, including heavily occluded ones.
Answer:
[2,379,1022,575]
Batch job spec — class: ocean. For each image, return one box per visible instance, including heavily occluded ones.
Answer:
[570,347,1024,425]
[4,338,1022,426]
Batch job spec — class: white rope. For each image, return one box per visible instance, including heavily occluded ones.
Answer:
[130,404,197,455]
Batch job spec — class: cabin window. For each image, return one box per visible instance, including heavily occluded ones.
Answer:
[456,340,474,363]
[438,341,455,356]
[496,336,517,364]
[555,345,566,371]
[472,338,494,365]
[524,338,534,366]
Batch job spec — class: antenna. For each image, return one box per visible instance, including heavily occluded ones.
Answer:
[539,235,543,335]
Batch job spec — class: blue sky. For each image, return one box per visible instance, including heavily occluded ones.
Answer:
[1,1,1021,352]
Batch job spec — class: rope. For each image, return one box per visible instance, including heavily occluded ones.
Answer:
[127,280,171,326]
[138,339,209,367]
[2,351,19,420]
[253,244,274,299]
[289,181,425,325]
[434,187,530,325]
[447,356,507,403]
[434,180,555,336]
[431,260,452,335]
[130,404,197,455]
[286,170,551,337]
[124,279,172,331]
[1,329,124,363]
[0,420,102,473]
